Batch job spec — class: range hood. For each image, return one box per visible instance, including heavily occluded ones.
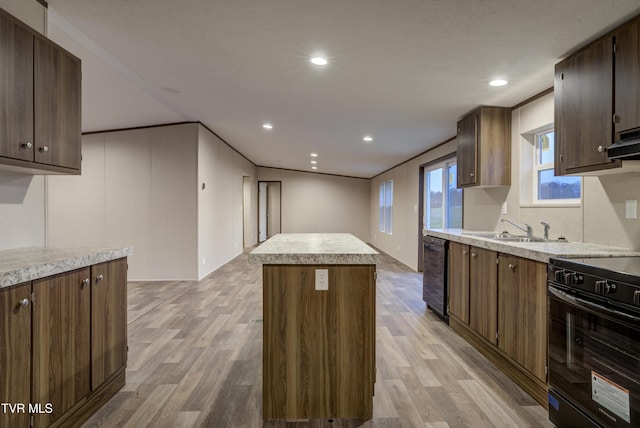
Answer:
[608,129,640,160]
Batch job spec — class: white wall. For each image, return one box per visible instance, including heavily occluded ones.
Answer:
[257,167,370,242]
[197,124,257,280]
[48,123,200,280]
[0,0,46,33]
[0,0,46,251]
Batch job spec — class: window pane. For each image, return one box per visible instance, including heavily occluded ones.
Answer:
[426,168,443,228]
[379,183,385,232]
[385,180,393,234]
[537,131,554,165]
[446,164,463,228]
[538,169,581,200]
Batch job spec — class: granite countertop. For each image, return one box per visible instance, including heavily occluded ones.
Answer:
[0,246,133,289]
[425,229,640,263]
[248,233,379,265]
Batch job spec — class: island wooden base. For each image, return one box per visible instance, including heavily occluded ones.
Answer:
[263,264,376,420]
[450,316,548,408]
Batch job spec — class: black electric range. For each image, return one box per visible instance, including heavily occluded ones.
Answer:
[547,256,640,428]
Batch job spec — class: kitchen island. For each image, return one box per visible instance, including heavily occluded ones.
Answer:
[249,233,379,421]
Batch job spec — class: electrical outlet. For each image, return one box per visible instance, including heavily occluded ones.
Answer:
[626,200,637,219]
[501,202,508,215]
[315,269,329,291]
[202,257,206,265]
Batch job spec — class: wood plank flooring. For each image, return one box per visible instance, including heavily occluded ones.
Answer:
[82,250,552,428]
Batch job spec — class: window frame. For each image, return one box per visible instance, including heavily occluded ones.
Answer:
[379,179,393,235]
[423,157,462,230]
[531,128,581,205]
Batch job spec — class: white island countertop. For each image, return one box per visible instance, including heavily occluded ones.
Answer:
[0,246,133,289]
[248,233,379,265]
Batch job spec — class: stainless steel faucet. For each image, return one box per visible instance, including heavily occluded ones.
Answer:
[541,221,550,240]
[501,218,533,237]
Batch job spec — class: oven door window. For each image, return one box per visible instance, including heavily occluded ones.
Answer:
[549,288,640,428]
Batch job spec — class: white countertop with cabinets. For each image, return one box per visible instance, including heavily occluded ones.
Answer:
[425,229,640,263]
[0,246,133,288]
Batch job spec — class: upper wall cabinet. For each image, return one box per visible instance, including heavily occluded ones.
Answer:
[554,14,640,175]
[0,8,81,175]
[614,16,640,140]
[456,106,511,188]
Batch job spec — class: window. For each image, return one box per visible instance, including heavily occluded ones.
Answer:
[533,129,580,203]
[379,180,393,234]
[424,159,462,230]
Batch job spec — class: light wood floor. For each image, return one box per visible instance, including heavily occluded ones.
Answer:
[82,250,552,428]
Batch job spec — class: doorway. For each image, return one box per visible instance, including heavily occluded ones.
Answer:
[242,176,252,248]
[258,181,281,242]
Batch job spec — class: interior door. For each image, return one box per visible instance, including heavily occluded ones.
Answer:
[267,182,281,238]
[258,181,282,242]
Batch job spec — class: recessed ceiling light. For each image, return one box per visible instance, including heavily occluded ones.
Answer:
[488,79,508,87]
[311,160,317,164]
[310,56,328,66]
[363,136,373,142]
[262,123,273,130]
[310,153,318,157]
[311,166,318,170]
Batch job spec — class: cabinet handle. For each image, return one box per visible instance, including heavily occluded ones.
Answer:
[462,250,468,255]
[19,298,29,307]
[469,172,475,178]
[597,145,605,153]
[20,142,33,150]
[96,274,104,283]
[39,146,49,153]
[81,278,90,288]
[508,263,515,271]
[471,253,477,258]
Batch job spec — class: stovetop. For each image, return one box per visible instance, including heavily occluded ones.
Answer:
[549,256,640,308]
[551,256,640,284]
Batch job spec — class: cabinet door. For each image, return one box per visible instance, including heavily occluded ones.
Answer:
[91,259,128,390]
[497,255,547,382]
[0,283,31,428]
[0,11,34,162]
[555,36,615,174]
[448,242,469,323]
[614,16,640,137]
[469,247,497,344]
[34,36,81,170]
[32,268,91,428]
[457,112,478,187]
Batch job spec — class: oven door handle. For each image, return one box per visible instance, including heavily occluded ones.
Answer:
[548,285,640,325]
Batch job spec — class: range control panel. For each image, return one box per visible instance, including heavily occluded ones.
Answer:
[548,265,640,308]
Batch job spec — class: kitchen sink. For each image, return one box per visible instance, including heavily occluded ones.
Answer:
[491,235,546,242]
[462,232,568,243]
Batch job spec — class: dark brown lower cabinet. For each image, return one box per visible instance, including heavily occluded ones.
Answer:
[449,247,548,407]
[0,283,32,428]
[448,242,470,324]
[32,268,91,428]
[469,247,498,345]
[498,254,548,382]
[91,259,128,390]
[0,257,127,428]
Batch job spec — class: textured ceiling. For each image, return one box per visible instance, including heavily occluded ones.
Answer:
[44,0,640,178]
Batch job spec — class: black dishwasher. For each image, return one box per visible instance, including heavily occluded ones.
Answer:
[422,235,448,322]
